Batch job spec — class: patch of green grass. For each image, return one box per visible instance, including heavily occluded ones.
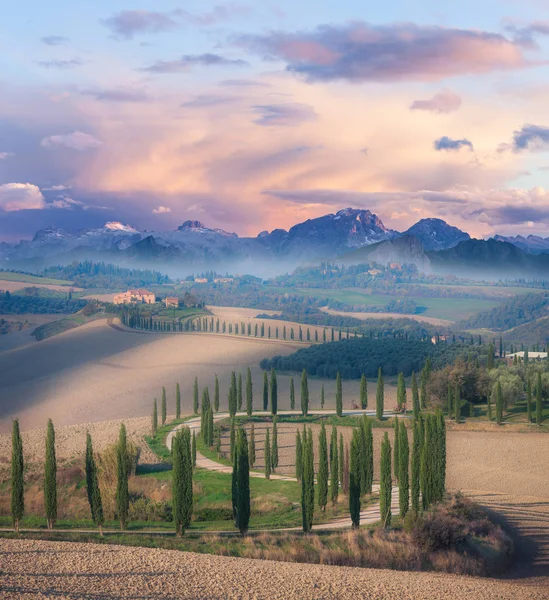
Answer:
[0,271,73,285]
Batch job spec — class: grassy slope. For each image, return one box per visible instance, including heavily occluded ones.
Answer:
[0,271,73,285]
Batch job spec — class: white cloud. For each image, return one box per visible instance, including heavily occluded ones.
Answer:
[0,183,45,211]
[0,152,13,160]
[41,131,102,151]
[152,205,171,214]
[43,184,72,191]
[49,196,84,209]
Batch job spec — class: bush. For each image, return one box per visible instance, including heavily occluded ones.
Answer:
[411,510,466,553]
[129,497,173,522]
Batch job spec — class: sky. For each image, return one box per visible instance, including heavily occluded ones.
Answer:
[2,1,549,241]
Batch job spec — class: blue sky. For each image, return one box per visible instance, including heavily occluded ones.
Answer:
[2,1,549,240]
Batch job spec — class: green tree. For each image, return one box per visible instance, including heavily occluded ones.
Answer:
[235,429,250,534]
[229,419,236,462]
[228,372,237,417]
[487,342,494,370]
[487,392,492,421]
[11,419,24,533]
[295,429,303,482]
[301,429,314,532]
[339,433,345,494]
[301,369,309,416]
[263,371,269,411]
[411,372,420,415]
[264,428,271,480]
[335,371,343,417]
[246,368,253,416]
[192,430,197,468]
[398,421,409,518]
[116,423,129,529]
[271,418,279,471]
[320,384,325,409]
[152,398,158,435]
[349,428,361,528]
[249,423,256,467]
[380,432,392,528]
[172,428,192,536]
[270,368,278,415]
[237,373,243,411]
[454,384,461,423]
[193,377,199,414]
[362,416,373,494]
[496,380,504,425]
[85,432,104,535]
[176,383,181,420]
[44,419,57,530]
[290,377,295,410]
[161,387,167,425]
[537,371,544,426]
[376,368,384,421]
[330,426,339,505]
[396,373,406,411]
[317,422,328,511]
[411,419,421,514]
[360,374,368,409]
[526,378,532,423]
[214,375,220,412]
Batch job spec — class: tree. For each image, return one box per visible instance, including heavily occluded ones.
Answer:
[527,377,532,423]
[237,373,243,411]
[193,377,199,414]
[420,376,427,410]
[295,429,303,481]
[411,419,421,514]
[301,369,309,416]
[454,384,461,423]
[496,380,504,425]
[246,368,253,416]
[330,427,339,505]
[380,432,392,528]
[271,418,279,471]
[235,429,250,534]
[264,428,271,479]
[85,432,104,535]
[537,371,544,426]
[397,373,406,411]
[376,368,384,420]
[249,423,256,467]
[398,421,409,518]
[270,368,278,415]
[214,375,220,412]
[335,371,343,417]
[362,416,373,494]
[290,377,295,410]
[301,428,314,532]
[152,399,158,435]
[317,422,328,511]
[411,372,420,415]
[263,371,269,411]
[360,374,368,409]
[487,342,494,370]
[161,387,167,425]
[176,383,181,420]
[172,428,192,536]
[349,429,361,528]
[393,417,400,481]
[320,384,325,409]
[116,423,129,529]
[487,392,492,421]
[229,419,236,462]
[44,419,57,530]
[11,419,24,533]
[192,430,197,468]
[228,372,237,417]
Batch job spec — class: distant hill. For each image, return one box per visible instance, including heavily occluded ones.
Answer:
[502,316,549,346]
[493,234,549,255]
[404,218,470,251]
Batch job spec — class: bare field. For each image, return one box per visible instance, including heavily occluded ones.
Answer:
[321,307,453,327]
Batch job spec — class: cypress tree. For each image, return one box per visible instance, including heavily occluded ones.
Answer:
[116,423,129,530]
[537,371,544,425]
[437,412,446,501]
[173,428,192,536]
[270,368,278,415]
[301,369,309,416]
[527,378,532,423]
[487,343,494,370]
[176,383,181,420]
[152,398,158,435]
[447,382,453,416]
[44,419,57,530]
[192,430,197,468]
[237,373,243,411]
[271,418,279,471]
[380,432,392,528]
[246,368,253,416]
[85,432,104,535]
[214,375,220,412]
[335,371,343,417]
[396,373,406,411]
[496,381,504,425]
[487,392,492,421]
[263,371,269,411]
[290,377,295,410]
[249,423,256,467]
[420,375,427,410]
[339,433,345,493]
[393,417,400,480]
[398,422,409,518]
[11,419,24,533]
[229,372,237,417]
[317,422,328,511]
[343,443,350,495]
[264,428,271,479]
[320,384,325,409]
[161,387,167,425]
[208,407,214,446]
[363,416,373,494]
[411,372,419,415]
[411,419,421,514]
[230,419,236,462]
[454,384,461,423]
[232,431,238,522]
[301,429,314,532]
[330,427,339,505]
[349,429,361,528]
[376,368,384,420]
[360,374,368,409]
[420,415,437,510]
[295,429,303,481]
[235,429,250,534]
[193,377,199,414]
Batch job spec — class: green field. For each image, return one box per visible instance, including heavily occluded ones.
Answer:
[0,271,74,286]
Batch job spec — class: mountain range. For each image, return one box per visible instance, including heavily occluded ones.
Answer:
[1,209,548,278]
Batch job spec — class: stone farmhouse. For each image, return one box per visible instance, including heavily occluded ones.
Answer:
[114,289,156,305]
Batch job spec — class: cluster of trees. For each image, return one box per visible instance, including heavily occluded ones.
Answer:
[0,290,86,314]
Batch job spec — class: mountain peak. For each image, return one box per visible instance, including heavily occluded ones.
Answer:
[404,218,470,251]
[103,221,139,233]
[177,220,238,238]
[32,226,71,242]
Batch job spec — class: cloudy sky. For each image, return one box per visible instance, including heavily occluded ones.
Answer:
[2,1,549,241]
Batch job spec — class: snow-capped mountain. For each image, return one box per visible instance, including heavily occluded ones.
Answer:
[404,218,470,251]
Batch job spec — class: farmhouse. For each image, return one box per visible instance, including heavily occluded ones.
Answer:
[214,277,234,283]
[114,289,156,305]
[506,351,548,365]
[194,278,208,284]
[164,297,179,308]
